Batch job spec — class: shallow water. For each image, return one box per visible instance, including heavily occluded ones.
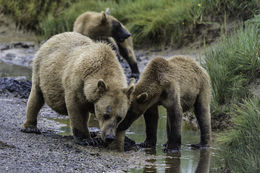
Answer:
[0,61,32,80]
[127,107,221,173]
[50,106,221,173]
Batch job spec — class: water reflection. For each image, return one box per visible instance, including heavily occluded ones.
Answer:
[165,152,181,173]
[49,106,215,173]
[142,149,210,173]
[0,61,32,80]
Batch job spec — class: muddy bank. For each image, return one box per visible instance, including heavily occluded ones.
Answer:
[0,96,156,172]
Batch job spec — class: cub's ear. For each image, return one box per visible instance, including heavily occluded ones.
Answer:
[97,79,107,92]
[123,85,135,99]
[105,8,110,15]
[101,11,107,24]
[129,78,136,86]
[123,78,136,98]
[136,93,148,103]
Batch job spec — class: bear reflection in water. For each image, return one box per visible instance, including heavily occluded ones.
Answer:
[143,149,210,173]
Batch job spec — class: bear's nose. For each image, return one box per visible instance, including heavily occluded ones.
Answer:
[105,134,115,143]
[125,32,131,39]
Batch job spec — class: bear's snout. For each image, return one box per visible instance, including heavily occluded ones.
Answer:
[105,134,115,143]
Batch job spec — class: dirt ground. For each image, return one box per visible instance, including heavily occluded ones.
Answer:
[0,96,159,172]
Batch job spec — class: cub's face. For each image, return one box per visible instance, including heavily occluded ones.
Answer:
[98,12,131,43]
[129,92,150,115]
[111,20,131,43]
[95,91,129,142]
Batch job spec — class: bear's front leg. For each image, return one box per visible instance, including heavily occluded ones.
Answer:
[65,95,95,146]
[139,104,158,148]
[108,130,126,152]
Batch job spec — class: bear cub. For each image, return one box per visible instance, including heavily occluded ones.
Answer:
[73,9,139,77]
[117,55,211,152]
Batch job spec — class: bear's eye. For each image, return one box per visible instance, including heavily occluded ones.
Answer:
[116,116,122,123]
[103,114,110,120]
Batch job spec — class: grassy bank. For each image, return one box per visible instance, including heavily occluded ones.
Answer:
[203,14,260,129]
[204,14,260,172]
[1,0,259,47]
[0,0,79,31]
[218,98,260,172]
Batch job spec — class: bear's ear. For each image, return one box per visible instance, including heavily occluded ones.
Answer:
[101,12,107,24]
[105,8,110,15]
[136,93,148,103]
[129,78,136,86]
[97,79,108,93]
[123,85,135,99]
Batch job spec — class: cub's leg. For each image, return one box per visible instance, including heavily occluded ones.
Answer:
[21,85,44,134]
[139,104,159,148]
[165,93,183,152]
[193,90,211,148]
[118,42,139,76]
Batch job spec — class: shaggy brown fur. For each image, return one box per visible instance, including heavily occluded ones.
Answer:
[73,10,139,76]
[118,55,211,152]
[21,32,134,151]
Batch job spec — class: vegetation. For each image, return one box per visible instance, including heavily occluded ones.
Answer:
[0,0,79,31]
[218,97,260,172]
[1,0,259,47]
[203,15,260,172]
[203,15,260,129]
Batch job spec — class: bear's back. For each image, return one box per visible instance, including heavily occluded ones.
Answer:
[167,55,209,83]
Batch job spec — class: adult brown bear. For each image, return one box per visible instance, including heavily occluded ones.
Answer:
[73,9,139,77]
[117,56,211,152]
[21,32,134,151]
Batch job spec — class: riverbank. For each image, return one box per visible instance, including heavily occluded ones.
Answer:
[0,96,158,172]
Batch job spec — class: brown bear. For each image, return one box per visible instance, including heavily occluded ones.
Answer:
[117,55,211,152]
[73,9,140,77]
[21,32,134,151]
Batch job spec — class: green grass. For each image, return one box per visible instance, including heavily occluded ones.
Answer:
[39,0,116,38]
[217,97,260,172]
[0,0,79,31]
[1,0,259,46]
[203,15,260,127]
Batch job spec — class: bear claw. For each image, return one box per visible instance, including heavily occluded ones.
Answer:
[21,127,41,134]
[75,137,105,146]
[190,143,209,149]
[162,147,180,153]
[138,141,156,148]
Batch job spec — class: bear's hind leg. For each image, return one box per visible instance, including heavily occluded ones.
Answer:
[192,91,211,149]
[21,86,44,134]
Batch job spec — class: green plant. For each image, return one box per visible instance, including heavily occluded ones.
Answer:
[203,17,260,122]
[0,0,78,31]
[218,98,260,172]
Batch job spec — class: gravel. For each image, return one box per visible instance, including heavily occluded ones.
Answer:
[0,97,151,172]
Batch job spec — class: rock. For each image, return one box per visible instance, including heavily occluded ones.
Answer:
[0,77,32,98]
[0,42,37,67]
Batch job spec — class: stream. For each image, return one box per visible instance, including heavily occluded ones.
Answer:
[48,106,221,173]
